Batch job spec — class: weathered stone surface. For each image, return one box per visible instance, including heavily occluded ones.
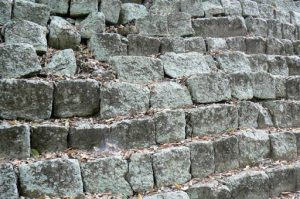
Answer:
[0,79,53,120]
[267,55,288,76]
[286,56,300,75]
[184,37,206,53]
[215,51,251,73]
[154,110,186,144]
[226,36,246,52]
[192,16,247,38]
[282,39,294,56]
[258,3,274,19]
[150,81,193,109]
[293,131,300,154]
[266,166,297,197]
[270,132,297,161]
[70,0,98,17]
[19,159,83,197]
[228,72,253,100]
[167,12,194,36]
[160,37,185,54]
[88,33,127,61]
[213,136,239,172]
[240,0,259,17]
[266,37,284,55]
[252,72,276,99]
[109,56,163,84]
[286,77,300,100]
[0,43,41,78]
[31,124,68,152]
[246,17,268,37]
[267,19,282,39]
[150,0,181,14]
[127,152,154,192]
[187,73,231,103]
[53,80,100,118]
[49,16,81,50]
[79,12,105,39]
[128,34,160,56]
[275,9,290,24]
[225,171,269,199]
[145,191,190,199]
[13,0,50,26]
[81,156,132,196]
[137,14,168,36]
[0,0,12,25]
[237,130,270,167]
[221,0,242,16]
[282,23,296,40]
[100,0,122,24]
[153,146,191,187]
[0,163,18,199]
[188,141,215,178]
[161,52,211,78]
[120,3,148,24]
[203,0,224,17]
[186,104,238,136]
[0,124,30,159]
[247,54,268,72]
[206,37,228,52]
[291,11,300,25]
[100,81,150,119]
[245,36,266,54]
[180,0,204,17]
[36,0,69,15]
[44,49,77,76]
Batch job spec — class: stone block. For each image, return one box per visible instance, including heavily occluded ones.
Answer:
[100,81,150,119]
[0,43,41,78]
[282,39,294,56]
[213,136,239,172]
[19,159,83,197]
[228,72,253,100]
[274,75,286,98]
[246,17,268,37]
[287,77,300,100]
[128,34,161,56]
[267,55,288,76]
[70,0,98,17]
[180,0,204,17]
[240,0,259,17]
[79,12,105,39]
[110,56,163,84]
[136,14,168,36]
[0,0,12,25]
[245,36,266,54]
[150,0,181,14]
[286,56,300,75]
[294,42,300,55]
[275,9,290,23]
[36,0,69,15]
[0,163,18,199]
[206,37,228,52]
[188,141,215,178]
[119,3,148,24]
[150,81,192,109]
[0,79,53,120]
[31,124,68,152]
[154,110,186,144]
[252,72,276,99]
[145,191,190,199]
[100,0,121,24]
[161,52,211,78]
[167,12,194,37]
[270,132,297,161]
[226,36,246,52]
[220,0,242,16]
[292,131,300,155]
[153,146,191,187]
[187,72,231,103]
[215,51,251,73]
[291,11,300,25]
[247,54,268,72]
[266,37,285,55]
[184,37,206,53]
[160,37,185,53]
[88,33,127,61]
[81,156,133,196]
[267,19,282,39]
[258,3,274,19]
[202,1,224,17]
[282,23,296,40]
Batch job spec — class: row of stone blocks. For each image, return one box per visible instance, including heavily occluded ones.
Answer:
[1,129,299,198]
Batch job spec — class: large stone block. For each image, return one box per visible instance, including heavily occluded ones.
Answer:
[100,0,122,24]
[180,0,204,17]
[88,33,127,61]
[267,55,288,76]
[150,0,181,14]
[79,12,105,39]
[240,0,259,17]
[0,0,12,25]
[19,159,83,197]
[187,72,231,103]
[282,23,296,40]
[81,156,133,196]
[128,34,160,56]
[167,12,194,37]
[247,54,268,72]
[266,37,285,55]
[100,81,150,119]
[145,191,190,199]
[184,37,206,53]
[246,17,268,37]
[0,124,30,159]
[206,37,228,52]
[226,36,246,52]
[215,51,251,73]
[0,163,18,199]
[228,72,253,100]
[286,56,300,75]
[188,141,215,178]
[109,56,163,84]
[36,0,69,15]
[53,79,100,118]
[258,4,274,19]
[252,72,276,99]
[270,132,297,161]
[0,43,41,78]
[119,3,148,24]
[161,52,211,78]
[267,19,282,39]
[287,77,300,100]
[136,14,168,36]
[150,81,193,109]
[0,79,53,120]
[160,37,185,54]
[202,1,224,17]
[153,146,191,187]
[221,0,242,16]
[245,36,267,54]
[70,0,98,17]
[186,104,238,136]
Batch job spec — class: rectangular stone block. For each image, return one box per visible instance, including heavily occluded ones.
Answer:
[0,79,53,120]
[266,37,285,55]
[160,37,185,54]
[215,51,251,73]
[70,0,98,17]
[267,19,282,39]
[100,0,121,24]
[287,77,300,100]
[292,131,300,155]
[137,14,168,36]
[251,72,276,99]
[245,36,267,54]
[286,56,300,76]
[145,191,190,199]
[167,12,194,37]
[226,36,246,52]
[246,18,268,37]
[0,163,18,199]
[228,72,253,100]
[221,0,242,16]
[128,34,160,56]
[36,0,69,15]
[240,0,259,17]
[282,23,296,40]
[184,37,207,53]
[0,0,12,25]
[247,54,268,72]
[267,55,288,76]
[270,132,297,161]
[206,37,228,52]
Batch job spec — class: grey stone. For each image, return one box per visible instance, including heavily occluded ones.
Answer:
[48,16,81,50]
[127,152,154,192]
[215,51,251,73]
[274,75,286,98]
[137,14,168,36]
[240,0,259,17]
[225,171,269,199]
[110,56,163,84]
[79,12,105,39]
[213,136,239,172]
[206,37,228,52]
[252,72,276,99]
[270,132,297,161]
[266,166,297,197]
[187,73,231,103]
[150,0,181,14]
[100,81,150,119]
[128,34,161,56]
[220,0,242,16]
[0,124,30,159]
[245,37,266,54]
[0,43,41,78]
[237,130,270,167]
[282,23,296,40]
[294,42,300,55]
[36,0,69,15]
[31,124,68,152]
[202,1,224,17]
[44,49,77,76]
[154,110,186,144]
[145,191,190,199]
[0,163,18,199]
[161,52,211,78]
[226,36,246,52]
[0,79,53,120]
[267,19,282,39]
[228,72,253,100]
[246,17,268,37]
[282,39,294,56]
[150,81,193,109]
[100,0,122,24]
[88,33,127,61]
[19,159,83,197]
[120,3,148,24]
[286,76,300,100]
[153,146,191,187]
[258,3,274,19]
[286,56,300,75]
[180,0,204,17]
[53,79,100,118]
[13,0,50,26]
[291,11,300,25]
[160,37,185,54]
[267,55,288,76]
[275,9,290,23]
[188,141,215,178]
[70,0,98,17]
[266,37,285,55]
[186,104,238,136]
[167,12,194,37]
[293,131,300,155]
[247,54,268,72]
[192,16,247,38]
[184,37,206,53]
[0,0,12,25]
[81,156,132,196]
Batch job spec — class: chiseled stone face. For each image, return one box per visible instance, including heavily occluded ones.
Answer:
[100,0,122,24]
[70,0,98,17]
[36,0,69,15]
[79,12,106,39]
[119,3,148,24]
[0,0,12,25]
[0,163,18,199]
[270,132,297,161]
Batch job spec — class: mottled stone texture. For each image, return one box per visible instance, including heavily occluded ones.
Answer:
[145,191,190,199]
[270,132,297,161]
[0,163,18,199]
[0,0,12,25]
[70,0,98,17]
